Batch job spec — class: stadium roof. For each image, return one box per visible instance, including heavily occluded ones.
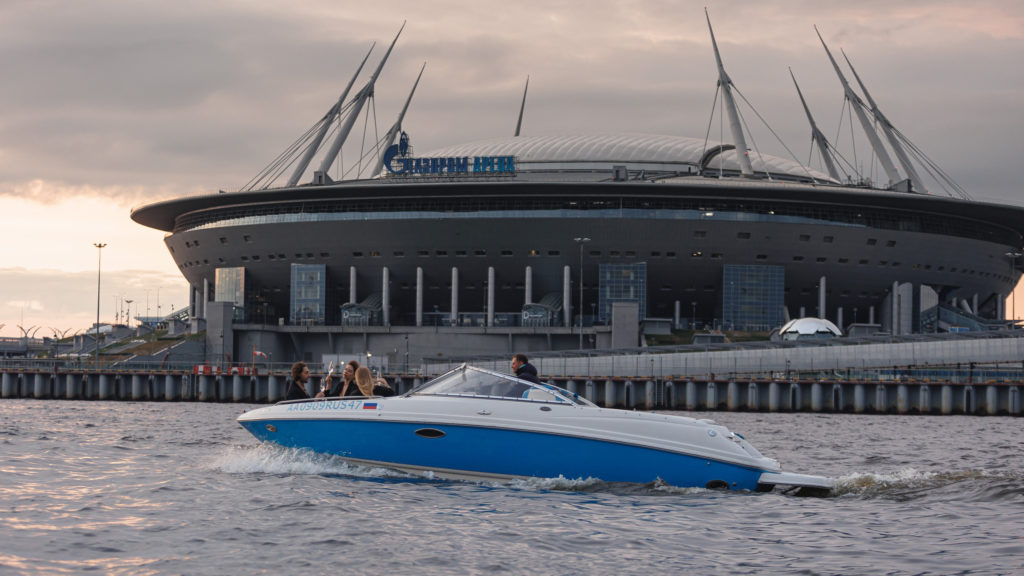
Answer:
[423,133,833,182]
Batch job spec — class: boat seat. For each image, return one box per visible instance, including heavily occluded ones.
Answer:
[522,388,559,402]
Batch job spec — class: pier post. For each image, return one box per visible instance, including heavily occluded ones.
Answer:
[875,384,887,413]
[1009,387,1020,415]
[232,374,246,402]
[99,374,112,400]
[2,372,15,398]
[66,374,79,400]
[267,374,281,403]
[941,385,953,415]
[919,384,931,413]
[686,380,697,410]
[853,384,866,413]
[768,381,780,412]
[131,374,145,401]
[963,385,975,414]
[789,382,802,411]
[165,374,178,401]
[584,380,595,403]
[198,375,213,402]
[727,381,740,411]
[664,381,676,409]
[34,373,49,399]
[810,382,823,412]
[706,381,718,410]
[747,382,759,411]
[623,381,634,409]
[985,385,998,415]
[897,384,909,414]
[603,379,616,408]
[566,380,577,396]
[645,380,655,410]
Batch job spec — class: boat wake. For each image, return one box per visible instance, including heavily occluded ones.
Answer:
[209,443,419,480]
[833,468,1023,501]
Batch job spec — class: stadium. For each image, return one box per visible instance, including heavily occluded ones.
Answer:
[130,25,1024,369]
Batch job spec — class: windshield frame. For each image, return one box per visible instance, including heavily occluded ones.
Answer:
[410,364,594,406]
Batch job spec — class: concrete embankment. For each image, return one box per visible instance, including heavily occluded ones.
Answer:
[2,369,1020,415]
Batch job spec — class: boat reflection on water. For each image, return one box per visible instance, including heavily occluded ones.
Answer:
[238,364,834,495]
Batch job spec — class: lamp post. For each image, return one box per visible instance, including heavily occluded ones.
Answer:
[93,243,106,367]
[691,301,697,330]
[574,237,591,349]
[125,299,133,330]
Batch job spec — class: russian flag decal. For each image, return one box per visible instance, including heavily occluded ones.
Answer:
[363,402,378,410]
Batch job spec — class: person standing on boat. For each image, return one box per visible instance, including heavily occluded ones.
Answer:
[286,361,312,400]
[511,353,542,384]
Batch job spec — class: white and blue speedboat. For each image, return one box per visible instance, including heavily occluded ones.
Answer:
[237,364,833,494]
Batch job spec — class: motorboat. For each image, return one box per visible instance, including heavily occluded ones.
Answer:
[237,364,834,494]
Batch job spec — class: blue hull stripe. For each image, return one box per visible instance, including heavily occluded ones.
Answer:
[240,418,765,490]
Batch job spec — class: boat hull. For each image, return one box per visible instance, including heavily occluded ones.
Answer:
[239,413,767,490]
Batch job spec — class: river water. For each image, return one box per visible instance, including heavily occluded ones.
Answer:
[1,400,1021,575]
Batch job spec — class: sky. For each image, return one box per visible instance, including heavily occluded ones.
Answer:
[2,0,1024,337]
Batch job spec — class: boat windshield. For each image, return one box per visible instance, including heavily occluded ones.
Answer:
[412,365,592,406]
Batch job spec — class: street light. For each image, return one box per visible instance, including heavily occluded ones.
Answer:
[93,242,106,367]
[125,299,133,330]
[691,301,697,329]
[574,237,591,349]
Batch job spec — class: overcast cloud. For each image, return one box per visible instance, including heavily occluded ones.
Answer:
[1,0,1022,335]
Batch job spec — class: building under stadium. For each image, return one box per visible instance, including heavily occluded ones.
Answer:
[130,23,1024,370]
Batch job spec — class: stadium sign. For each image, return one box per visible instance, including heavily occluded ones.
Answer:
[383,132,515,176]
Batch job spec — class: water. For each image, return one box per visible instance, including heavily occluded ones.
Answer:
[1,401,1021,576]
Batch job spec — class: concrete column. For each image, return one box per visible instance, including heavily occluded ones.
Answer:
[34,374,48,399]
[487,267,495,327]
[799,306,806,318]
[189,286,197,319]
[818,276,826,318]
[349,266,357,304]
[911,283,921,333]
[892,281,899,334]
[2,372,15,398]
[99,374,112,400]
[131,374,146,401]
[972,294,978,317]
[525,266,533,305]
[869,306,875,324]
[451,267,459,326]
[165,374,178,401]
[382,267,390,326]
[416,267,423,327]
[837,307,843,332]
[202,278,209,319]
[563,265,572,328]
[66,374,79,399]
[674,300,681,329]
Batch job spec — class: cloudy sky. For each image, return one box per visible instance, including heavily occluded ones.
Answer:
[2,0,1023,337]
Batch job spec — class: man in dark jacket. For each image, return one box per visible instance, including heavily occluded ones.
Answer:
[511,353,542,384]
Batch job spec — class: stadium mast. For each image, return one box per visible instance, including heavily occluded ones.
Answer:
[514,76,529,137]
[789,67,841,181]
[286,44,375,187]
[371,62,426,176]
[842,50,928,194]
[816,26,903,189]
[705,9,754,177]
[316,21,405,182]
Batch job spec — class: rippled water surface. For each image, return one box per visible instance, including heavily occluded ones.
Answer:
[1,400,1022,575]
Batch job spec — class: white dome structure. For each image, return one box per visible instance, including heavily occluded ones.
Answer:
[777,318,843,341]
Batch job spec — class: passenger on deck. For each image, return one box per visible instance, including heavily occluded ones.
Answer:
[286,361,311,400]
[511,353,542,384]
[354,366,396,397]
[319,360,361,397]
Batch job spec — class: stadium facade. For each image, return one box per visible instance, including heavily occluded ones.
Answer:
[130,23,1024,369]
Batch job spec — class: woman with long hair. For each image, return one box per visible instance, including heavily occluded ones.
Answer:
[354,366,396,397]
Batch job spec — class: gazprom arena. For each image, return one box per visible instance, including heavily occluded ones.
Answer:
[130,28,1024,368]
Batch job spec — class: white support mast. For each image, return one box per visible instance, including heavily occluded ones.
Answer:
[514,76,529,137]
[816,26,901,188]
[371,62,426,176]
[842,50,928,194]
[789,67,840,181]
[706,9,753,177]
[317,22,405,180]
[286,44,375,187]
